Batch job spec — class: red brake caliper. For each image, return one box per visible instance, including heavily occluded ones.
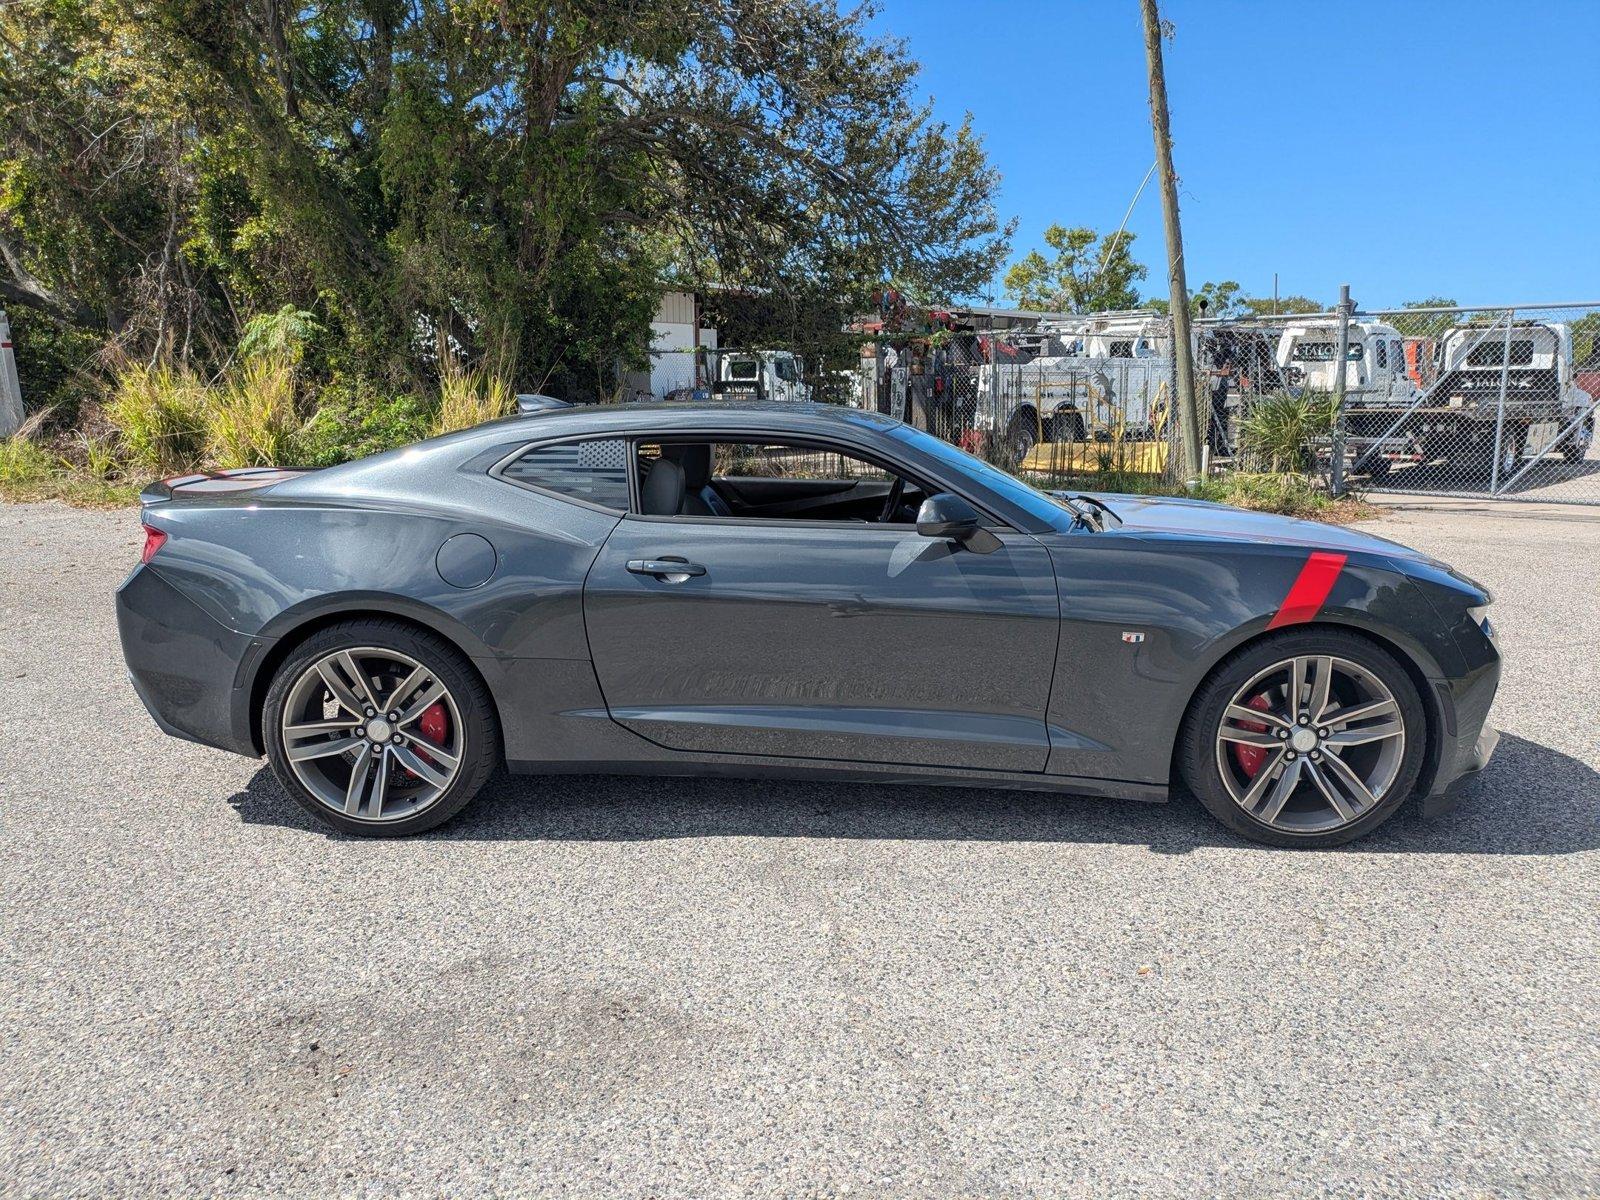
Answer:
[401,702,450,778]
[1231,694,1273,778]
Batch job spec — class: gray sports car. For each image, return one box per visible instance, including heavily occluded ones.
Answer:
[117,401,1500,846]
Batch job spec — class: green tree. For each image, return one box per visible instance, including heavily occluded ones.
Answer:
[1,0,1013,405]
[1145,279,1245,318]
[1388,297,1461,339]
[1238,294,1325,317]
[1003,225,1146,313]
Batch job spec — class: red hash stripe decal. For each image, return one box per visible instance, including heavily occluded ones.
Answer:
[1267,551,1347,630]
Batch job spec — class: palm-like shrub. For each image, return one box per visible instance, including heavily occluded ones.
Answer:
[1238,391,1339,474]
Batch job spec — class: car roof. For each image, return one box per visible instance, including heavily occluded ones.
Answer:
[503,399,899,434]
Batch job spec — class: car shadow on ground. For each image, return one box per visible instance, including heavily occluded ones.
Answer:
[227,733,1599,856]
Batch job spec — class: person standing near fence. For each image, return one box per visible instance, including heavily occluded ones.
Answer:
[1203,333,1236,458]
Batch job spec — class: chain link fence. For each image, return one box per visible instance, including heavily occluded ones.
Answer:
[846,300,1600,506]
[1196,302,1600,504]
[856,312,1187,487]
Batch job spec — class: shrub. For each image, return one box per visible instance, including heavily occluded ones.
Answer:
[294,380,432,467]
[0,432,60,489]
[435,364,514,435]
[1237,391,1338,474]
[105,361,208,474]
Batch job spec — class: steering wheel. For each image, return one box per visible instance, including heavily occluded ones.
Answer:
[878,474,906,523]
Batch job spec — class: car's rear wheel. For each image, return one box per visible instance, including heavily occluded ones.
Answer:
[263,620,499,836]
[1178,629,1427,847]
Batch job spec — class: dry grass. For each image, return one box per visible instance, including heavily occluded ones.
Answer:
[434,364,514,434]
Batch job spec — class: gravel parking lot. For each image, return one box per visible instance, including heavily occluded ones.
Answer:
[3,498,1597,1198]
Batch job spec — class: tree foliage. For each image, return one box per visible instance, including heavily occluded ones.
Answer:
[0,0,1011,405]
[1389,297,1461,339]
[1003,225,1146,313]
[1237,294,1325,317]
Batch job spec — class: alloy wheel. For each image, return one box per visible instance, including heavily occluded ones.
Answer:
[1214,654,1407,834]
[279,646,465,823]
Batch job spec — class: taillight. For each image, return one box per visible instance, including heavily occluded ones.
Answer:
[140,523,167,564]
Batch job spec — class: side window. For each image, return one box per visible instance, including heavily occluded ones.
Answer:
[500,438,630,510]
[1392,340,1404,371]
[1374,339,1388,369]
[632,438,924,523]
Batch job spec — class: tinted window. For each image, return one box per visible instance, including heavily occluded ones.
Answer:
[501,438,630,509]
[1374,339,1387,368]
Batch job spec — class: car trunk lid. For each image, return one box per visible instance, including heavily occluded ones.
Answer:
[139,467,314,506]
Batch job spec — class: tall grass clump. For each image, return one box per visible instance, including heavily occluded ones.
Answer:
[0,418,61,491]
[206,356,301,467]
[435,363,514,434]
[104,361,208,474]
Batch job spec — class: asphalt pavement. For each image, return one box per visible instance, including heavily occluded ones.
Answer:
[2,499,1597,1198]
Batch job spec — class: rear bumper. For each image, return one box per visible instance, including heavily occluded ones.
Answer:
[116,564,263,757]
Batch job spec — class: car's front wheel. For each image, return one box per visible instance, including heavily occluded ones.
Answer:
[262,619,500,836]
[1178,629,1427,847]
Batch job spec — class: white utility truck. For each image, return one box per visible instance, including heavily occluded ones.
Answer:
[711,350,811,403]
[972,313,1173,465]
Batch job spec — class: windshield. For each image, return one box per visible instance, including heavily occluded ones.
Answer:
[884,423,1081,530]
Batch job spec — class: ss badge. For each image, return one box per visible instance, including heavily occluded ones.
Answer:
[1121,631,1146,644]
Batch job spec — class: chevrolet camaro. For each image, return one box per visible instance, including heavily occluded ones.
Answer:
[116,401,1500,846]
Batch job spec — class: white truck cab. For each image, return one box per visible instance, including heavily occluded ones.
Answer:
[712,350,811,403]
[1276,318,1418,408]
[1424,321,1595,467]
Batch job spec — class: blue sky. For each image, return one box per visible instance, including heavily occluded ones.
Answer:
[868,0,1600,310]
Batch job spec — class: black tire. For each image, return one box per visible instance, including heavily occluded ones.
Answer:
[1561,414,1594,463]
[262,619,500,836]
[1003,412,1038,469]
[1046,411,1087,443]
[1473,424,1524,480]
[1177,628,1428,848]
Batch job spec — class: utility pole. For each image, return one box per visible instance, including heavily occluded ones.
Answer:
[1140,0,1203,483]
[1330,283,1353,496]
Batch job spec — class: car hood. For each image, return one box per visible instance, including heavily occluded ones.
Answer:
[1082,492,1443,564]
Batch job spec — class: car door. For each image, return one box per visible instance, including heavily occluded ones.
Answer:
[581,436,1060,772]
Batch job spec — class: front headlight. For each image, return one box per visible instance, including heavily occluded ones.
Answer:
[1468,603,1496,642]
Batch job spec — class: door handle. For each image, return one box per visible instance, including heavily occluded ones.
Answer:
[626,557,707,581]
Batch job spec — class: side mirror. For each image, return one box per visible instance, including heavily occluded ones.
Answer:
[916,493,1001,554]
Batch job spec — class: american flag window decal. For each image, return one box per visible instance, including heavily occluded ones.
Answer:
[502,438,630,509]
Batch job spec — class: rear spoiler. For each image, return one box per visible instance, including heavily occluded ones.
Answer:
[515,393,571,414]
[139,467,312,506]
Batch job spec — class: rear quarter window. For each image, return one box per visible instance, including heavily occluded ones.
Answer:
[499,438,630,509]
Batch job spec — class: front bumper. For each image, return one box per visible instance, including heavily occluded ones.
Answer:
[116,564,264,757]
[1421,719,1499,818]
